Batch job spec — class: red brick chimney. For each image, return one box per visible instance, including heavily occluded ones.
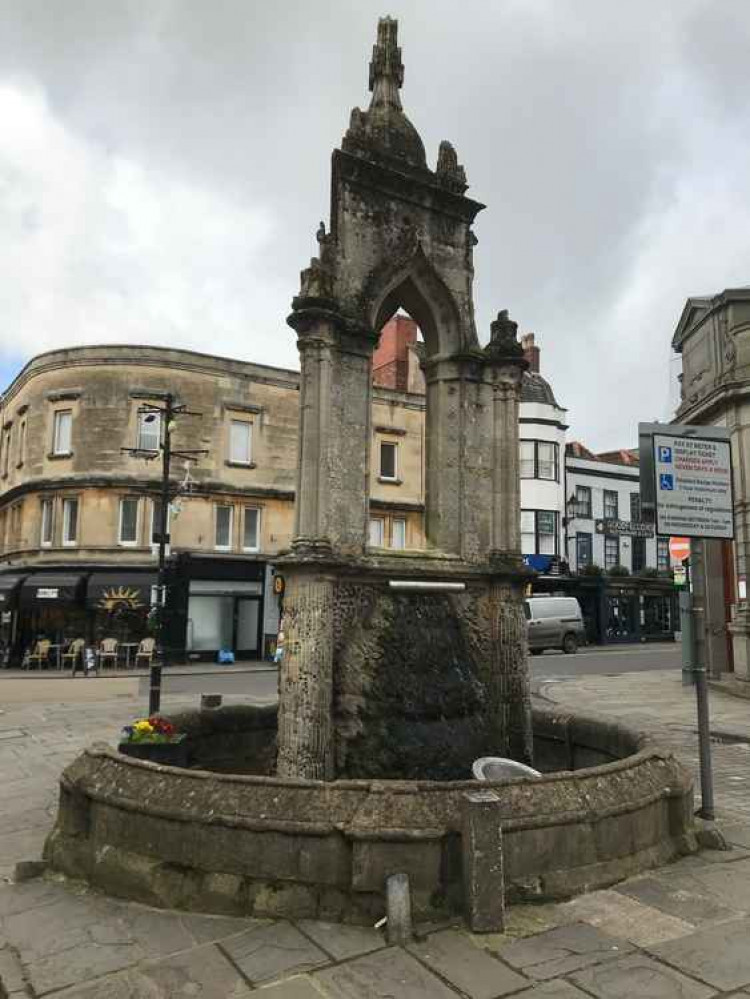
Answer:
[373,314,418,391]
[521,333,540,373]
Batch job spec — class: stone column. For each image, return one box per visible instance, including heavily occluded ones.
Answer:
[276,567,336,780]
[290,315,376,556]
[423,354,494,561]
[489,368,524,559]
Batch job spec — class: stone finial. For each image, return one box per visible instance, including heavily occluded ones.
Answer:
[369,17,404,111]
[484,310,525,360]
[436,140,468,193]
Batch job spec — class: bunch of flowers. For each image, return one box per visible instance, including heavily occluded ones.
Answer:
[120,715,184,744]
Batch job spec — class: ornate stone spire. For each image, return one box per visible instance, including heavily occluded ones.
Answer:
[369,16,404,111]
[343,17,427,171]
[484,310,526,362]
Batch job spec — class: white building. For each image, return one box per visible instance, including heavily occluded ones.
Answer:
[519,334,567,571]
[565,444,670,575]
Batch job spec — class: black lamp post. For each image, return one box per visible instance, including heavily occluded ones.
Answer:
[122,394,206,714]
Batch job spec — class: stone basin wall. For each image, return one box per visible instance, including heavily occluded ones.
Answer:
[44,705,697,924]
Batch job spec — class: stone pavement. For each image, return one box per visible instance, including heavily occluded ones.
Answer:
[2,671,750,996]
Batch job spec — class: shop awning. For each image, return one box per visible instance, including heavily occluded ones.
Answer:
[20,574,86,607]
[86,573,156,612]
[0,574,27,609]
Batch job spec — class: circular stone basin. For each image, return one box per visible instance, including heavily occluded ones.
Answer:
[44,704,697,924]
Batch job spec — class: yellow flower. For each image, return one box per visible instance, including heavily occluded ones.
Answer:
[134,720,154,734]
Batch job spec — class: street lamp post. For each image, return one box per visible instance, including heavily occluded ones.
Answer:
[122,393,206,714]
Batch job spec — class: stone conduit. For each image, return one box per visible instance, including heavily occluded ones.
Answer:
[44,704,697,925]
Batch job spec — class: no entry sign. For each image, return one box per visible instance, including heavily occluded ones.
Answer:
[653,432,734,539]
[668,537,690,563]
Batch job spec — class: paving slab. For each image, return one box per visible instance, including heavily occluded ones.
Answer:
[219,921,330,986]
[647,917,750,991]
[297,919,386,960]
[559,889,694,946]
[50,941,254,998]
[722,821,750,850]
[570,952,716,999]
[0,945,26,995]
[511,982,601,999]
[617,875,742,926]
[408,928,527,998]
[314,946,460,998]
[257,977,330,997]
[495,923,633,980]
[653,857,750,913]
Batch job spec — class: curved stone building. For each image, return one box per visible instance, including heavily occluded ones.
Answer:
[0,344,427,666]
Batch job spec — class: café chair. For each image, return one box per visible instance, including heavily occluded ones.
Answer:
[98,637,119,670]
[25,639,51,670]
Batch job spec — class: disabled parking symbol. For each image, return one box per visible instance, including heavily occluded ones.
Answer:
[659,473,674,490]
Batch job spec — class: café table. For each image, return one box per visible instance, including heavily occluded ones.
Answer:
[119,643,140,669]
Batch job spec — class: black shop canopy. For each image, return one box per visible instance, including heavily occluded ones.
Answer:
[20,574,86,607]
[86,573,156,612]
[0,574,27,609]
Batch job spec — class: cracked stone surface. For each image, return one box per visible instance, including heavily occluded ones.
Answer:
[647,917,750,992]
[494,923,634,980]
[219,921,330,985]
[313,946,459,998]
[570,952,716,999]
[407,929,527,999]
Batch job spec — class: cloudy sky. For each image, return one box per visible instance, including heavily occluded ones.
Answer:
[1,0,750,449]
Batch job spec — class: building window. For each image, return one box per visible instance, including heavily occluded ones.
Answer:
[520,510,535,554]
[575,485,592,519]
[519,440,559,481]
[62,497,79,546]
[391,518,406,550]
[537,510,557,554]
[369,517,384,546]
[53,410,72,455]
[119,497,139,546]
[521,510,558,555]
[537,442,558,481]
[17,421,26,467]
[632,536,646,573]
[380,441,398,481]
[657,536,670,572]
[576,532,592,569]
[215,505,233,550]
[630,492,641,522]
[1,429,10,476]
[229,420,252,465]
[243,507,260,551]
[137,411,161,452]
[520,441,535,478]
[40,499,54,547]
[603,490,619,520]
[604,534,619,569]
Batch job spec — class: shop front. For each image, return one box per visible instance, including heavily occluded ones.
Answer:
[17,573,87,667]
[164,554,278,663]
[0,574,26,666]
[86,571,156,661]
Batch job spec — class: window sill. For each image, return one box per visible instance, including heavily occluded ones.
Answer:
[225,460,257,469]
[48,451,73,461]
[378,476,402,485]
[242,548,261,554]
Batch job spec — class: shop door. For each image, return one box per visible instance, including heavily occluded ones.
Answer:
[235,598,261,658]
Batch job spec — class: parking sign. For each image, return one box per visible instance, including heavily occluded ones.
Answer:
[653,431,733,539]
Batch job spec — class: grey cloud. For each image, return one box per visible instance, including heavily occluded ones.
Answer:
[1,0,749,448]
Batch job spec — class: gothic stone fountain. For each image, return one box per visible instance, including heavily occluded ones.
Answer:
[45,19,696,924]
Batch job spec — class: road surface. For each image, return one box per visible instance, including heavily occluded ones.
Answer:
[530,641,680,679]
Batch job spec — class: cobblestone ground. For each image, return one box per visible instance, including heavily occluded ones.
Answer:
[1,671,750,997]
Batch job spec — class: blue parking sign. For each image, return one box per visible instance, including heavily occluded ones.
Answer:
[658,446,672,463]
[659,473,674,490]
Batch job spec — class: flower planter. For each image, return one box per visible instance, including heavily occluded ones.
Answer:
[118,740,189,768]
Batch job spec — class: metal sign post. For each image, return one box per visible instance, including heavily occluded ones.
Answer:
[639,422,734,823]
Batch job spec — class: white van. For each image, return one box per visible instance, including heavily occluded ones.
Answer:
[524,596,585,655]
